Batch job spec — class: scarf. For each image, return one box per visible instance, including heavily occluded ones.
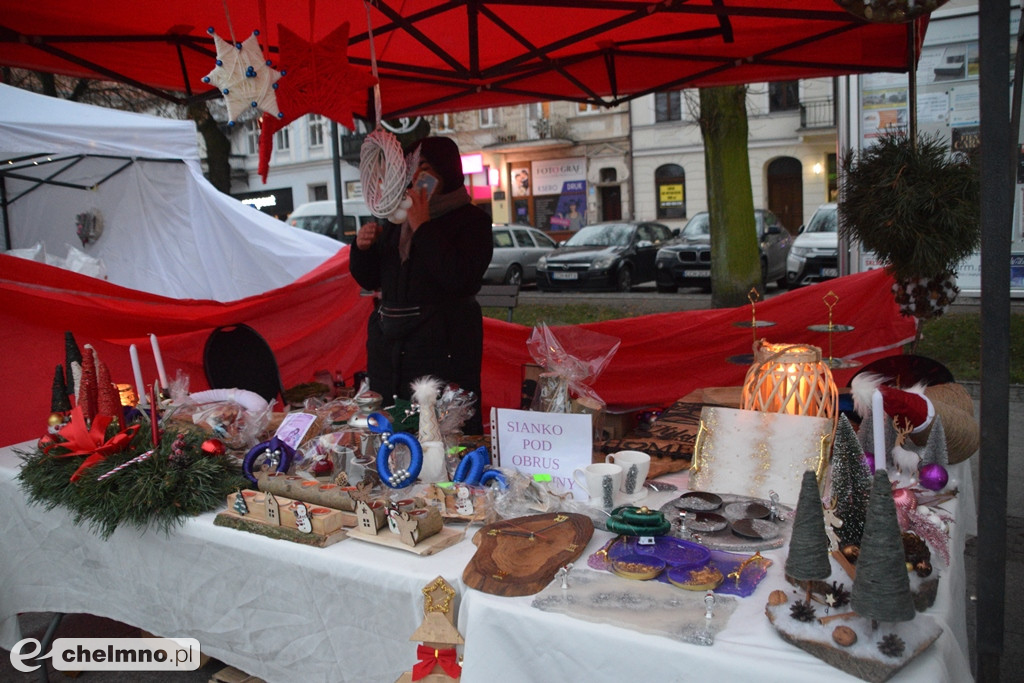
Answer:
[399,186,472,262]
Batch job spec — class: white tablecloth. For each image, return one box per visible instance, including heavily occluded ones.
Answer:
[0,441,975,682]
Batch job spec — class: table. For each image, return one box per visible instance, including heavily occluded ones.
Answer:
[0,441,976,682]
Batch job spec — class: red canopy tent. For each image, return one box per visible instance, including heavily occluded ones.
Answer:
[0,1,921,118]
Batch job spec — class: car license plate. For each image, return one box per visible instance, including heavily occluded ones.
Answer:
[551,272,578,280]
[683,270,709,278]
[821,267,838,277]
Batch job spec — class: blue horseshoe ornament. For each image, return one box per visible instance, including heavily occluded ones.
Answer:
[368,412,424,488]
[453,446,508,489]
[241,436,295,484]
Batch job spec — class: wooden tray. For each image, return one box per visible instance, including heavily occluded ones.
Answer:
[346,525,466,556]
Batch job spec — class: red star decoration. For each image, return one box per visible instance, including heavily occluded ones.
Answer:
[258,22,378,182]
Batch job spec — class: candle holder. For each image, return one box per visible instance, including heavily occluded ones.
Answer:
[806,291,860,370]
[728,288,775,365]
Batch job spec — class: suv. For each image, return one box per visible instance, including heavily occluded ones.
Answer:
[786,203,838,287]
[655,209,792,292]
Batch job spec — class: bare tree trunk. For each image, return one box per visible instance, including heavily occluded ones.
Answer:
[189,104,233,194]
[698,86,761,309]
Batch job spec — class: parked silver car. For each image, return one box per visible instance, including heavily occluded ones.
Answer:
[485,225,558,286]
[786,203,839,287]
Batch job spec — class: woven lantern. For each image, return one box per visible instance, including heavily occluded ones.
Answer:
[741,341,839,427]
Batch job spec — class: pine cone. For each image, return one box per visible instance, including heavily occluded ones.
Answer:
[828,581,851,608]
[789,600,817,622]
[877,633,906,658]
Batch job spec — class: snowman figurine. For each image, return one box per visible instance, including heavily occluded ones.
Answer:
[455,485,475,515]
[294,502,312,534]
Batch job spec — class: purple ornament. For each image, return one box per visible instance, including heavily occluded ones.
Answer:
[918,463,949,491]
[863,453,876,474]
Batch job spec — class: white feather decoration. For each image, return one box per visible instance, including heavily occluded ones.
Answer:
[411,376,445,443]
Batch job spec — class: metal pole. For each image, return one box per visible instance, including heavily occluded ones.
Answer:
[1,177,11,250]
[907,20,918,146]
[976,2,1012,680]
[330,120,346,233]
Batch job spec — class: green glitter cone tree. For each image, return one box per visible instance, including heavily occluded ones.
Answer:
[786,470,832,606]
[851,470,916,624]
[829,414,872,548]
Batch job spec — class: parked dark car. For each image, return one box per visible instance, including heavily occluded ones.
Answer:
[786,203,838,287]
[485,225,557,286]
[654,209,792,293]
[536,221,676,292]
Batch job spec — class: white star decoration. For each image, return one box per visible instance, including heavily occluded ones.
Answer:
[202,29,282,124]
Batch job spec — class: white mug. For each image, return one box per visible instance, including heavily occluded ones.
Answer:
[605,450,651,495]
[573,462,623,508]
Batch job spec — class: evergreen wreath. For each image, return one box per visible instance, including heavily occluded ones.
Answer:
[839,131,979,284]
[18,418,249,539]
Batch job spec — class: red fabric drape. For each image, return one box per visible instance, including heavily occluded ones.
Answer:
[1,254,913,446]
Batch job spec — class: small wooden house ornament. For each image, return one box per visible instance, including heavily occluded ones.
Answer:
[265,493,280,526]
[396,576,464,683]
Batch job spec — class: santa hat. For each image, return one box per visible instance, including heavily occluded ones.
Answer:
[851,372,935,433]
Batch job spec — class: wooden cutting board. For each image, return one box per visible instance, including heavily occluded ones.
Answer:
[462,512,594,597]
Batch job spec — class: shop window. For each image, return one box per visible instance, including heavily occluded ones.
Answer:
[655,92,682,122]
[655,164,686,220]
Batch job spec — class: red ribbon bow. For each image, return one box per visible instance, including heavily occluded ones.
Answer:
[412,645,461,681]
[47,406,140,482]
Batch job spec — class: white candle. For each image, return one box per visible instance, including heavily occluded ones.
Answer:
[872,388,886,475]
[129,344,147,407]
[149,333,169,391]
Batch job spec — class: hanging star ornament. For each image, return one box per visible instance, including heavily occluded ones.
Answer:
[202,29,283,124]
[257,22,377,181]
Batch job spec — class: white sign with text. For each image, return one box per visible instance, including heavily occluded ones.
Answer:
[492,408,593,500]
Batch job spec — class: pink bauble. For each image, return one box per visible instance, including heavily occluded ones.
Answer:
[918,463,949,491]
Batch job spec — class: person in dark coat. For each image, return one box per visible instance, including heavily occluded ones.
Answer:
[349,137,493,434]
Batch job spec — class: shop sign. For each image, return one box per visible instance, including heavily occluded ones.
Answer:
[492,408,593,500]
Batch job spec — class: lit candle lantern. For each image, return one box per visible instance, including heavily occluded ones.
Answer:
[740,341,839,426]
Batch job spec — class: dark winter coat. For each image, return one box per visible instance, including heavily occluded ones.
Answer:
[349,203,493,434]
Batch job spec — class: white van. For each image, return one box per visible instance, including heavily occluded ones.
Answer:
[287,200,374,244]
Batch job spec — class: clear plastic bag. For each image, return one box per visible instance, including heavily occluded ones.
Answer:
[526,322,620,413]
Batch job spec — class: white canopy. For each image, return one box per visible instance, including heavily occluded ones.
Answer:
[0,84,340,301]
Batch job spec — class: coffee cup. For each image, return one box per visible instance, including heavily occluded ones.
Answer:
[605,450,651,496]
[573,462,623,507]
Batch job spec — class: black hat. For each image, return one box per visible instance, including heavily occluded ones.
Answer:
[408,136,464,194]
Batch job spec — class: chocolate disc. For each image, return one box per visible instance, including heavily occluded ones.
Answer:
[724,501,771,520]
[673,491,723,512]
[731,518,780,540]
[686,512,728,533]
